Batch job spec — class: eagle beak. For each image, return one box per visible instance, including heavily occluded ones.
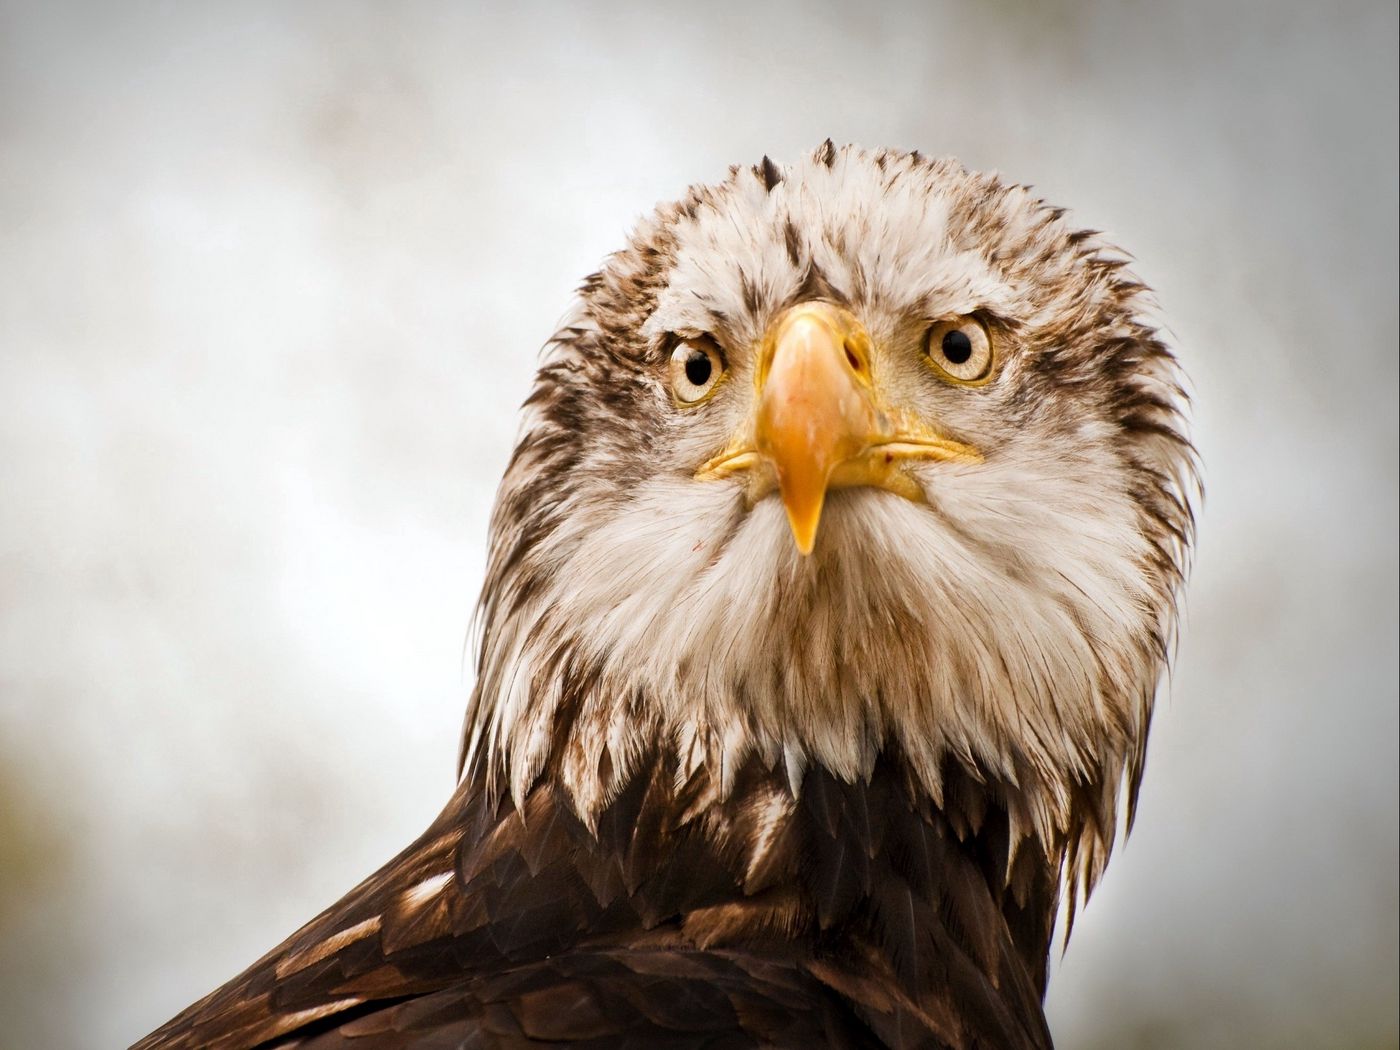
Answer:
[753,304,881,554]
[696,301,982,555]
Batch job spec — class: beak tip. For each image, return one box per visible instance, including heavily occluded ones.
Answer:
[783,501,823,556]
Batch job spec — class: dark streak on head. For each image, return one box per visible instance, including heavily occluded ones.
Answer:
[782,219,802,267]
[738,269,763,317]
[759,156,783,193]
[791,264,845,309]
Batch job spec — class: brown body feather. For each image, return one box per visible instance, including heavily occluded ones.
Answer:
[136,744,1058,1049]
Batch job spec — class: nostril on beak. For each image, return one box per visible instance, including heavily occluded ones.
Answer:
[845,343,861,371]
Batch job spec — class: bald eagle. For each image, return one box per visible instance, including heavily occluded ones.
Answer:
[135,144,1195,1050]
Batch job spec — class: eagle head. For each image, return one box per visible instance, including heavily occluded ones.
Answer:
[465,142,1195,912]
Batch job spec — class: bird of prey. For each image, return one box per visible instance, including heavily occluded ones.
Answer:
[136,143,1195,1050]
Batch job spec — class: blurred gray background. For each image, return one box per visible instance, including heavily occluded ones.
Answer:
[1,1,1395,1047]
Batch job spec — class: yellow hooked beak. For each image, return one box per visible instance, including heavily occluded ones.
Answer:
[697,301,981,555]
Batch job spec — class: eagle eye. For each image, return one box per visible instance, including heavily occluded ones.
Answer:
[924,317,994,384]
[669,337,726,405]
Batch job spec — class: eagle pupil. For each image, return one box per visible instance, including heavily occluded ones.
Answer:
[684,351,712,387]
[942,329,973,365]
